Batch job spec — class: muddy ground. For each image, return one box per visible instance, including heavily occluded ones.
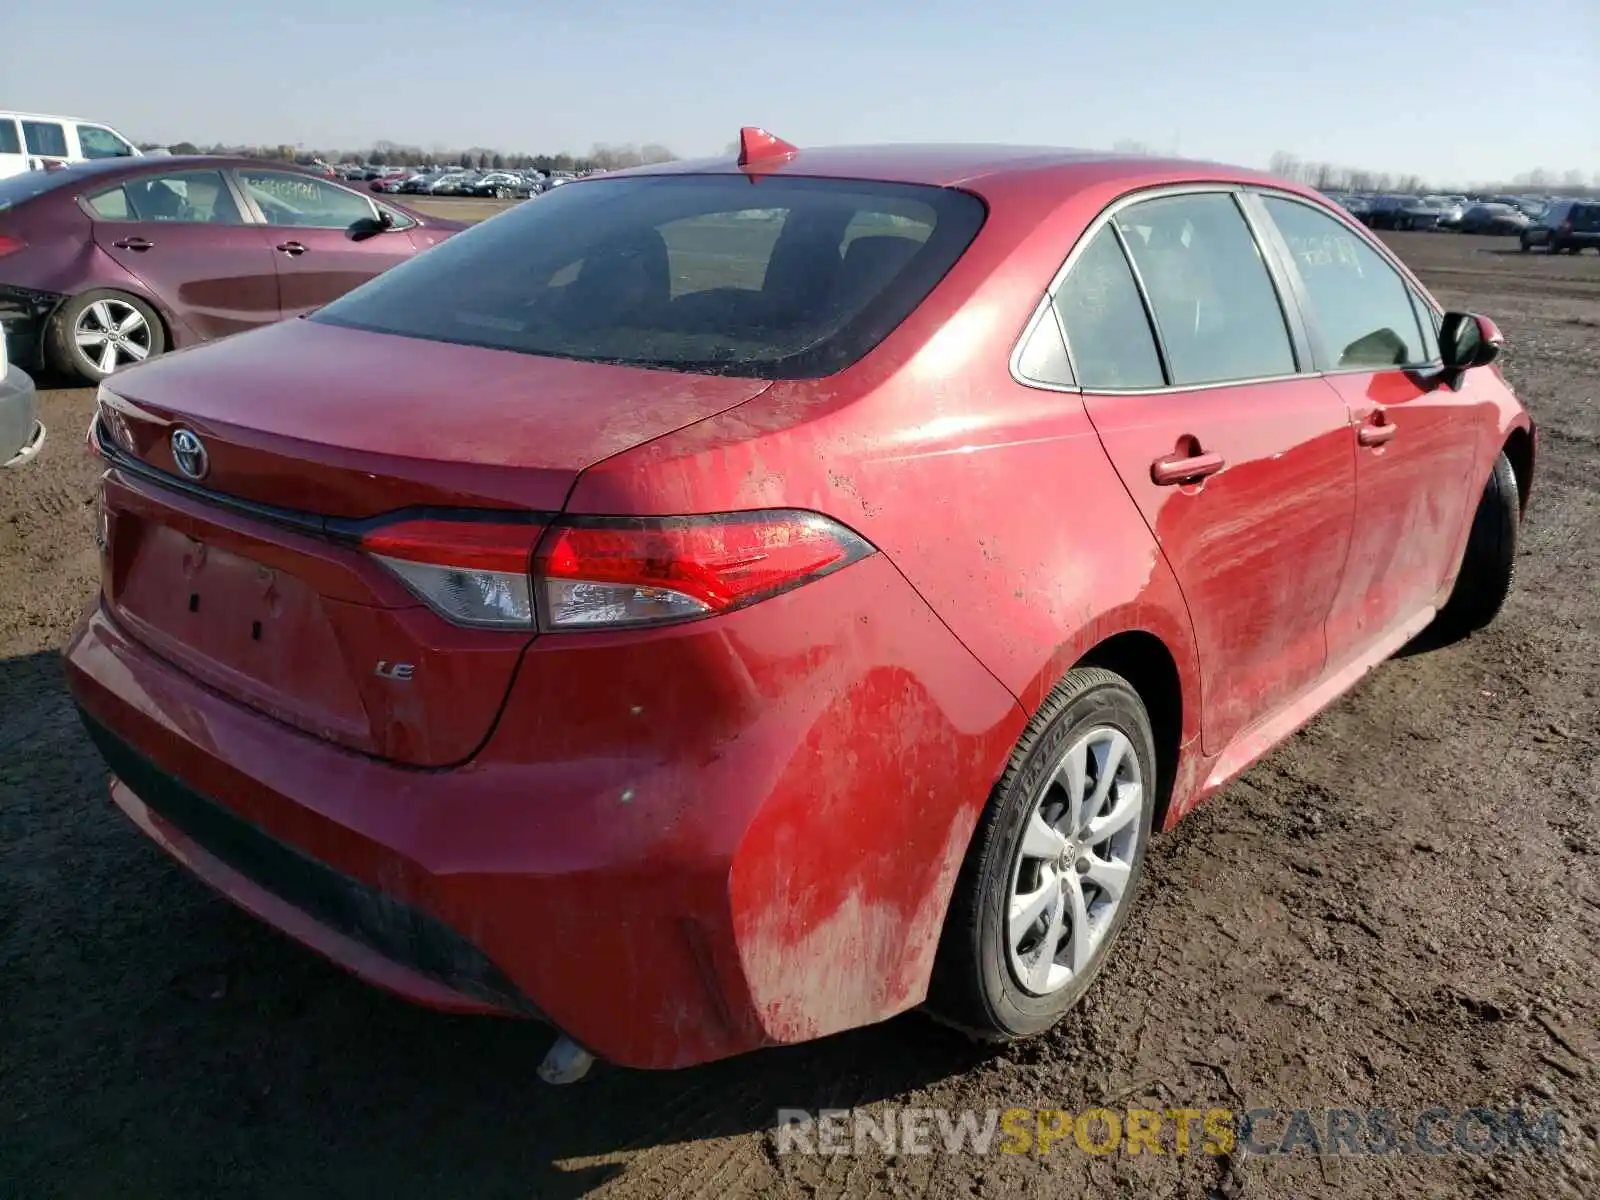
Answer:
[1,220,1597,1199]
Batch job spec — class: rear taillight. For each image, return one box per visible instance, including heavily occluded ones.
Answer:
[536,511,873,629]
[360,511,873,632]
[0,234,25,258]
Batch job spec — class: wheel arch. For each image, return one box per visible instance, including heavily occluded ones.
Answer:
[1076,629,1186,834]
[1502,423,1534,517]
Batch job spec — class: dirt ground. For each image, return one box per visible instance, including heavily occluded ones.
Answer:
[1,220,1597,1200]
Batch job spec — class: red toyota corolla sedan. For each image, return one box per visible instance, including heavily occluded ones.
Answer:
[0,156,459,383]
[65,132,1534,1072]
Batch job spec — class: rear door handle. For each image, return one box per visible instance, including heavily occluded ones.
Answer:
[1357,420,1397,447]
[113,237,154,251]
[276,241,307,256]
[1151,450,1226,486]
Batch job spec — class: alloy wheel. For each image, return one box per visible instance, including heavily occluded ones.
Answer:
[1007,725,1144,996]
[75,300,152,374]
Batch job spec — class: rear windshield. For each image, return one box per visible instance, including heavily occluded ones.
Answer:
[313,174,987,378]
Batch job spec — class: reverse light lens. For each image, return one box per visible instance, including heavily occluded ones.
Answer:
[362,519,542,629]
[535,511,873,630]
[370,557,535,627]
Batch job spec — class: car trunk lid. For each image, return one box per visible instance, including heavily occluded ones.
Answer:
[96,318,772,765]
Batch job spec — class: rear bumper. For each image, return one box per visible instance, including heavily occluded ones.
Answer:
[81,713,537,1016]
[65,555,1023,1069]
[1,363,44,467]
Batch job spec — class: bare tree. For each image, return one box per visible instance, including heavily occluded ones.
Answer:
[1268,151,1302,182]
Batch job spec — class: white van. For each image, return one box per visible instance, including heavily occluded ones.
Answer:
[0,111,143,179]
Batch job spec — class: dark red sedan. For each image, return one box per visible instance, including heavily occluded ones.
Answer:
[65,132,1534,1075]
[0,156,460,383]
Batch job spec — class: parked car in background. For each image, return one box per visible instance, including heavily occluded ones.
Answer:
[1521,200,1600,254]
[65,135,1533,1075]
[1424,196,1468,228]
[372,171,418,194]
[0,157,463,383]
[1,111,142,179]
[0,318,45,467]
[426,172,476,196]
[1459,203,1531,235]
[1336,193,1373,221]
[399,171,445,194]
[1369,197,1446,232]
[464,172,531,199]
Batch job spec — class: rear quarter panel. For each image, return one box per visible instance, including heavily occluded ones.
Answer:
[561,172,1208,1038]
[568,168,1204,736]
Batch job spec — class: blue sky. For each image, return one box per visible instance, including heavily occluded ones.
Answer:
[4,0,1595,185]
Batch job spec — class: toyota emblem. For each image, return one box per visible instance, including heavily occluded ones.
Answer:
[170,428,209,480]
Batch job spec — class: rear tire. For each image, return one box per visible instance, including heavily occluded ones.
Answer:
[1433,452,1519,640]
[48,290,165,385]
[927,668,1156,1041]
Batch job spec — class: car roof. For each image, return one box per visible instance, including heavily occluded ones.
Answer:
[603,143,1288,194]
[0,110,108,124]
[22,155,334,184]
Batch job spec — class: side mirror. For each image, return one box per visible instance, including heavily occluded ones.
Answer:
[348,210,395,241]
[1436,311,1503,390]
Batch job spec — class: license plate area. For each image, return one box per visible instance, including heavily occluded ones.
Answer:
[112,519,373,745]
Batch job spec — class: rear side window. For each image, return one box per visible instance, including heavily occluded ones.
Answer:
[1261,196,1428,370]
[0,120,19,155]
[21,121,68,158]
[1052,225,1165,389]
[314,175,986,379]
[90,171,244,224]
[1572,204,1600,232]
[1114,193,1297,386]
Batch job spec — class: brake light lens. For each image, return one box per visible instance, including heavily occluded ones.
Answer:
[360,510,873,632]
[361,519,544,629]
[0,234,25,258]
[535,511,873,629]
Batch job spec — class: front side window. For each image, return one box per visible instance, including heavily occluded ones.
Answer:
[1052,225,1164,390]
[1409,291,1440,363]
[314,175,986,379]
[238,170,376,228]
[1261,196,1428,370]
[76,125,135,159]
[1113,192,1297,386]
[21,121,68,158]
[89,170,244,224]
[0,120,20,155]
